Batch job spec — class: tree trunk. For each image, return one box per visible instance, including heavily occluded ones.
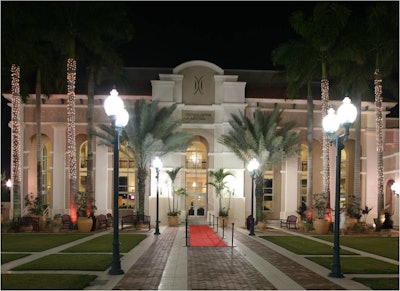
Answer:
[375,69,384,229]
[306,83,314,220]
[321,78,331,221]
[353,95,362,205]
[35,69,43,202]
[11,64,22,219]
[67,58,77,224]
[137,167,147,215]
[86,66,95,214]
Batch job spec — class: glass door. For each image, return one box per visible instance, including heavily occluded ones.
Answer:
[187,194,206,216]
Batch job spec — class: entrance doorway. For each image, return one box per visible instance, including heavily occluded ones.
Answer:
[188,194,206,216]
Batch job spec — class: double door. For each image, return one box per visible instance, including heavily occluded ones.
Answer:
[187,194,206,216]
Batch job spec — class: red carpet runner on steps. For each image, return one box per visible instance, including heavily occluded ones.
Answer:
[189,225,227,247]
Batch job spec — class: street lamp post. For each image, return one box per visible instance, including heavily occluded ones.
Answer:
[247,158,259,236]
[323,97,357,278]
[104,89,129,275]
[153,156,162,235]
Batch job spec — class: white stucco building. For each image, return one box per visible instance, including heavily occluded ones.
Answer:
[4,60,399,228]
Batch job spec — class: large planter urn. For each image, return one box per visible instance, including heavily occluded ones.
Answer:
[77,216,93,233]
[167,215,179,226]
[297,220,305,231]
[313,218,329,234]
[346,217,358,230]
[257,221,267,231]
[38,216,47,231]
[218,216,228,227]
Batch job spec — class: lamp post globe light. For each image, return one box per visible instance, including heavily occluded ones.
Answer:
[247,158,259,236]
[104,88,129,275]
[153,156,162,235]
[322,96,357,278]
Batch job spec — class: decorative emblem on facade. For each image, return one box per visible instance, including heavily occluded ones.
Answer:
[194,76,203,95]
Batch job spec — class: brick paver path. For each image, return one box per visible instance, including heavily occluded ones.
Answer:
[188,246,276,290]
[113,227,178,290]
[235,231,345,290]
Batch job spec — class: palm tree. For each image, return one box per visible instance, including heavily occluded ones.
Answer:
[42,2,133,221]
[218,107,301,223]
[272,34,318,221]
[329,3,398,227]
[274,2,351,220]
[95,99,193,215]
[166,167,182,214]
[10,65,22,219]
[367,3,399,228]
[2,3,66,217]
[207,169,234,216]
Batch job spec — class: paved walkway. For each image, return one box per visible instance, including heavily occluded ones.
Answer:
[2,222,398,290]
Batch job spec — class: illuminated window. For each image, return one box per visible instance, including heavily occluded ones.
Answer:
[263,177,273,211]
[185,140,207,216]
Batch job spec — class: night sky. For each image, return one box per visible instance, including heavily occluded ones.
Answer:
[119,1,315,70]
[0,1,391,180]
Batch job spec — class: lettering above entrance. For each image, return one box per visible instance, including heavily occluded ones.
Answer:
[182,110,215,124]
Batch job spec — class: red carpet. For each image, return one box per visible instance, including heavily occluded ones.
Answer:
[189,225,227,247]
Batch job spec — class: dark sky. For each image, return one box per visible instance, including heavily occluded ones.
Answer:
[119,1,316,70]
[0,1,385,179]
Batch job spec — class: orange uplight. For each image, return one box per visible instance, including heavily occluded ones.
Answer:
[325,208,333,223]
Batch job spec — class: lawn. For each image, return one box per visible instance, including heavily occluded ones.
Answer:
[12,254,113,271]
[1,232,148,290]
[260,236,356,255]
[61,233,147,253]
[352,277,399,290]
[1,233,91,252]
[313,235,399,260]
[261,233,399,290]
[1,273,97,290]
[306,256,399,274]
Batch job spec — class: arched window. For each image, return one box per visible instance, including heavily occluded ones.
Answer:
[185,140,207,216]
[118,152,136,209]
[41,145,48,195]
[299,145,308,205]
[79,142,88,192]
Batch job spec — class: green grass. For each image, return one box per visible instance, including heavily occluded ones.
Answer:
[61,233,147,253]
[306,256,399,274]
[12,254,114,271]
[260,236,356,255]
[352,277,399,290]
[1,233,91,252]
[1,253,30,264]
[313,236,399,260]
[1,273,97,290]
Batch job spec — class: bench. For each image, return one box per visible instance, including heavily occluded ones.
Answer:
[17,216,40,232]
[97,214,108,230]
[280,215,297,229]
[121,214,151,230]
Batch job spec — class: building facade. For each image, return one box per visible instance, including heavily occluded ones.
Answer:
[4,60,399,228]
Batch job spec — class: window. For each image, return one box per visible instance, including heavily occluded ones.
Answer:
[185,140,208,216]
[41,145,48,195]
[78,142,88,192]
[263,178,273,211]
[118,152,136,209]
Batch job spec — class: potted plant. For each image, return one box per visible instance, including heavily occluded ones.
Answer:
[75,191,96,232]
[166,167,183,226]
[50,214,62,232]
[207,169,234,227]
[1,219,14,233]
[296,201,307,231]
[167,209,181,226]
[312,193,330,234]
[346,196,361,230]
[24,193,48,231]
